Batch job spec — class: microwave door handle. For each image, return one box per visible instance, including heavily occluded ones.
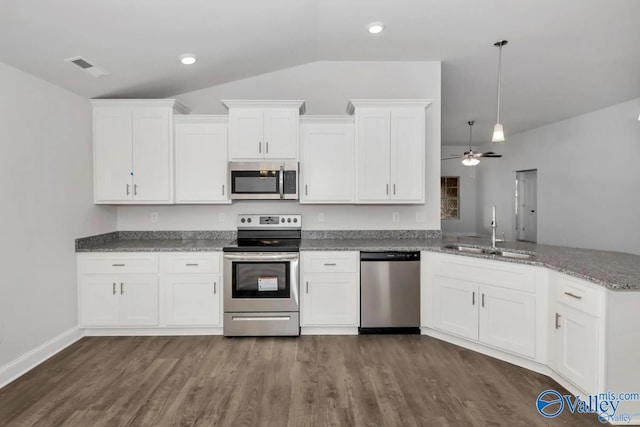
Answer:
[279,165,285,199]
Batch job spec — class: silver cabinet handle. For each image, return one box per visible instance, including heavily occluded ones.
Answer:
[306,281,309,294]
[472,291,475,306]
[259,142,262,154]
[112,263,125,267]
[222,184,225,196]
[305,184,308,196]
[482,293,485,308]
[564,292,582,300]
[279,165,284,199]
[555,312,561,329]
[324,263,337,266]
[386,184,389,195]
[134,184,138,196]
[214,282,217,294]
[185,263,199,266]
[120,282,124,295]
[393,184,396,195]
[126,184,130,195]
[113,283,116,295]
[266,141,269,154]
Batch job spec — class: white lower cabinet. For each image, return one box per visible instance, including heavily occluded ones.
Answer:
[549,271,605,395]
[301,251,359,334]
[78,252,223,332]
[79,275,158,327]
[427,252,539,359]
[161,253,222,327]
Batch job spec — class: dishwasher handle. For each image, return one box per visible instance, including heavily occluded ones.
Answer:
[360,252,420,262]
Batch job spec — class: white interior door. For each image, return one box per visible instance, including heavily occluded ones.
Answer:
[516,170,537,242]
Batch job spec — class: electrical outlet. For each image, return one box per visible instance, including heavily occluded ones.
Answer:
[219,212,225,222]
[392,212,400,222]
[150,212,159,223]
[318,212,325,223]
[416,212,427,223]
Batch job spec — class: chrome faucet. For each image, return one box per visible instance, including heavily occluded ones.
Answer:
[490,205,505,248]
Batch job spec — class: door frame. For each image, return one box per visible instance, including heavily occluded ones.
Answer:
[515,169,538,243]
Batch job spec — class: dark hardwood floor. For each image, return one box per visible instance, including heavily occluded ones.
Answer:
[0,335,601,426]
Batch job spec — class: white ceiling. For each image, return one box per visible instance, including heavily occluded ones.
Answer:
[1,0,639,145]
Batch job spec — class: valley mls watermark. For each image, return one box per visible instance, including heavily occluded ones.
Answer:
[536,389,640,424]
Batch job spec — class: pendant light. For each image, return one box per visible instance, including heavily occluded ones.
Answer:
[492,40,508,142]
[462,121,480,166]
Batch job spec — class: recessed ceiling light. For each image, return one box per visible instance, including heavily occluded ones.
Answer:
[179,54,197,65]
[367,22,385,34]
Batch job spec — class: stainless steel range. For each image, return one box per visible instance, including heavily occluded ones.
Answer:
[223,214,301,336]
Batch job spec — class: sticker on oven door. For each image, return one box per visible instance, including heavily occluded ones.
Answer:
[258,276,278,291]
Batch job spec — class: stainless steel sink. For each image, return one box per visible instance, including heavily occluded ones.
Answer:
[443,244,534,259]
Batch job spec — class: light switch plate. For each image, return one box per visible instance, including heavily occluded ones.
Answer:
[318,212,325,222]
[219,212,225,222]
[150,212,159,223]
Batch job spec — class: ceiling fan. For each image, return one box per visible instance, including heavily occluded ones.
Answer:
[442,121,502,166]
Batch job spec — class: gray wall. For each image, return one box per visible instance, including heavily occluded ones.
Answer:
[476,97,640,255]
[117,61,442,231]
[0,62,117,369]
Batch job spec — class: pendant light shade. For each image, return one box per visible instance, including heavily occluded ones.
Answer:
[492,40,508,142]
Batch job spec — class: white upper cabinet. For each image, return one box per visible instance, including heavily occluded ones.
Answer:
[223,100,305,161]
[300,116,355,204]
[92,99,189,204]
[348,100,431,204]
[174,116,230,204]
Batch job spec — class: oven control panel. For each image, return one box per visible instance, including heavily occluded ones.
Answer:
[237,214,302,228]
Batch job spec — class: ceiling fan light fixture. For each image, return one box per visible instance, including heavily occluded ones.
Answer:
[492,40,508,142]
[492,123,505,142]
[462,157,480,166]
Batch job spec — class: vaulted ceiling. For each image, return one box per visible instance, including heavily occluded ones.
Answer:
[1,0,639,144]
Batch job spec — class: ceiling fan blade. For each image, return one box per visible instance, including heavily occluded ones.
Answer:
[481,154,503,158]
[442,156,463,160]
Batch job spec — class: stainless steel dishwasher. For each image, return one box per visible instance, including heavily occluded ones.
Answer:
[360,251,420,334]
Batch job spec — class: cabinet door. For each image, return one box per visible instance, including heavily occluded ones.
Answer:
[264,109,298,159]
[390,109,424,202]
[555,303,600,393]
[356,109,391,202]
[433,276,478,340]
[479,285,536,358]
[118,275,159,326]
[79,276,120,326]
[302,275,359,326]
[228,109,263,159]
[93,108,133,202]
[164,275,221,326]
[175,121,229,203]
[131,108,172,202]
[300,122,354,203]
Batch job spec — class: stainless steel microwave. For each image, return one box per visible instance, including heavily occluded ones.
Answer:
[229,161,298,200]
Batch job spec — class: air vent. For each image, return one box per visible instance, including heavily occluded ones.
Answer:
[64,56,109,78]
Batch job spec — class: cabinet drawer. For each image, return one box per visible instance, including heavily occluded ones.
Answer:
[303,251,359,273]
[555,273,604,316]
[162,254,221,274]
[78,254,158,274]
[435,253,536,293]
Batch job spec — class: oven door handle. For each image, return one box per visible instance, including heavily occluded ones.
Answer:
[279,165,285,199]
[224,253,299,262]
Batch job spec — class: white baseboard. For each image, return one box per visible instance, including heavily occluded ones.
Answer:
[0,327,82,389]
[301,326,359,335]
[81,327,224,336]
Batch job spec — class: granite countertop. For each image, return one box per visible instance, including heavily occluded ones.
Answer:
[75,231,233,252]
[76,231,640,291]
